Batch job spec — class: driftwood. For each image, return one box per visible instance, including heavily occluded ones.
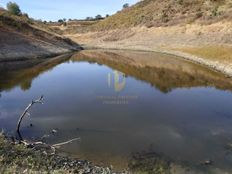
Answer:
[16,96,44,134]
[15,95,80,153]
[52,138,80,148]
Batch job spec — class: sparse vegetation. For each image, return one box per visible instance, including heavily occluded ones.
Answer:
[173,46,232,63]
[0,134,111,173]
[85,0,232,31]
[211,6,219,16]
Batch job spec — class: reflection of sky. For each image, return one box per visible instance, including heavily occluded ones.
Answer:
[0,0,139,21]
[0,106,19,119]
[1,60,232,171]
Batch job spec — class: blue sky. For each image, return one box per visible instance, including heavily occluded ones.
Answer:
[0,0,139,21]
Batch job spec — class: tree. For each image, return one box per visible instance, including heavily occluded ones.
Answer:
[95,14,102,20]
[58,19,64,23]
[86,17,91,20]
[123,3,129,9]
[105,14,110,18]
[7,2,21,15]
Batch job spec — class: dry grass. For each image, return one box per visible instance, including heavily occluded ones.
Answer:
[84,0,232,32]
[173,46,232,63]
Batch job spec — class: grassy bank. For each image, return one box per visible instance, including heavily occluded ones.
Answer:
[0,134,111,174]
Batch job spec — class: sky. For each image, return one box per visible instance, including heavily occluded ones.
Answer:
[0,0,139,21]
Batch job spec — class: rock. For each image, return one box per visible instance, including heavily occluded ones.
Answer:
[52,129,58,134]
[42,151,47,156]
[201,160,213,165]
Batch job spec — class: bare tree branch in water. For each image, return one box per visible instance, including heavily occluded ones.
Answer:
[16,95,44,137]
[52,138,80,148]
[15,95,80,153]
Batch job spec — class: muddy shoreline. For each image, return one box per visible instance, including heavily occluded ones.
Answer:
[2,42,232,78]
[0,132,219,174]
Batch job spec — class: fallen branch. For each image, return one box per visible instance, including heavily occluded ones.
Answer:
[17,137,80,155]
[16,96,44,135]
[15,95,80,154]
[52,138,80,148]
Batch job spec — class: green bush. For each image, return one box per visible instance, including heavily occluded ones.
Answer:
[7,1,21,16]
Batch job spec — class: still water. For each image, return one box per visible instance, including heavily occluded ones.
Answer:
[1,50,232,173]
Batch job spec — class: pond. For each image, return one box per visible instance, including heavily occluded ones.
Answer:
[1,50,232,173]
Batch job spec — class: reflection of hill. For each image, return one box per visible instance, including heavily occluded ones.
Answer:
[71,50,232,93]
[1,50,232,94]
[0,54,71,92]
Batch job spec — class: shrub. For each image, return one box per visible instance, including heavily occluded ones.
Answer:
[123,3,129,9]
[212,7,219,16]
[58,19,64,23]
[7,2,21,16]
[95,14,103,20]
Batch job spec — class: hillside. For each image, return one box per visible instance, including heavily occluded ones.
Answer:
[49,20,99,35]
[0,9,82,61]
[89,0,232,31]
[66,0,232,77]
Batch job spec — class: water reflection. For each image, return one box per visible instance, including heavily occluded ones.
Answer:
[0,54,71,92]
[0,50,232,173]
[1,50,232,93]
[71,50,232,93]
